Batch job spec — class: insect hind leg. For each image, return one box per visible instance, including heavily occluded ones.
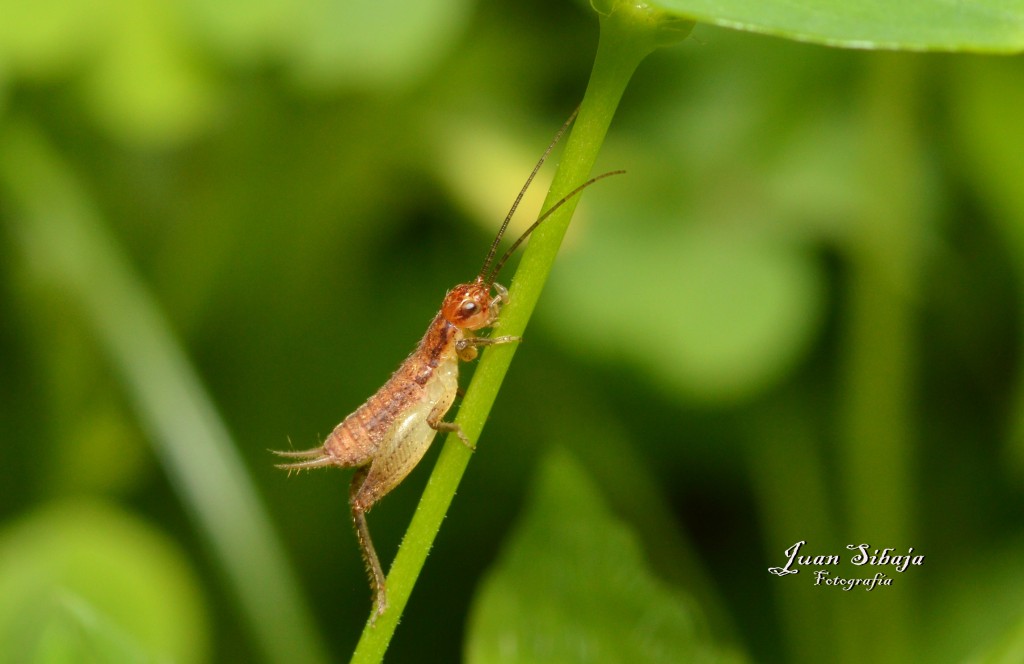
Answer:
[350,467,388,622]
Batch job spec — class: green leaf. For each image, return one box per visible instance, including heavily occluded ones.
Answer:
[0,0,101,76]
[545,220,824,404]
[287,0,474,89]
[0,501,208,664]
[466,449,736,664]
[0,0,217,145]
[181,0,298,62]
[81,0,216,146]
[648,0,1024,52]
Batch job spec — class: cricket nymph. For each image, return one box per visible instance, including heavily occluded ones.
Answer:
[288,278,509,492]
[274,107,623,623]
[274,277,514,620]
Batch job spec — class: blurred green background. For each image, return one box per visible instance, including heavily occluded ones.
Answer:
[2,1,1024,662]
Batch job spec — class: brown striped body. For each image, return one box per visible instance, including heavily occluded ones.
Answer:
[325,310,463,509]
[273,278,510,621]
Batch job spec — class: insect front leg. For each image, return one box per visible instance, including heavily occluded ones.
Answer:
[488,283,509,319]
[461,335,522,347]
[350,466,388,622]
[455,333,521,361]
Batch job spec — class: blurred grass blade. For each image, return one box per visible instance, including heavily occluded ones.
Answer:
[0,121,330,664]
[649,0,1024,52]
[966,608,1024,664]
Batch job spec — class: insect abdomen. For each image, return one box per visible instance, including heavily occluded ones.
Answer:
[353,343,459,508]
[322,314,459,471]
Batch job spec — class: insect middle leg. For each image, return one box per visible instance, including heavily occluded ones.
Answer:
[430,418,474,451]
[350,466,387,621]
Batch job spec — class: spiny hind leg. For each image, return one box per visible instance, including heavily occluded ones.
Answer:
[350,467,387,622]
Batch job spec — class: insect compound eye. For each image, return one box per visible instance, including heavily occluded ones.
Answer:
[459,301,478,317]
[441,284,491,329]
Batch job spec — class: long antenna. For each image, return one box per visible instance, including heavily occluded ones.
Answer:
[486,169,625,284]
[478,107,579,280]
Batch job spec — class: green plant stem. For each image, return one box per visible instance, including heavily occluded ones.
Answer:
[349,4,692,662]
[0,122,331,664]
